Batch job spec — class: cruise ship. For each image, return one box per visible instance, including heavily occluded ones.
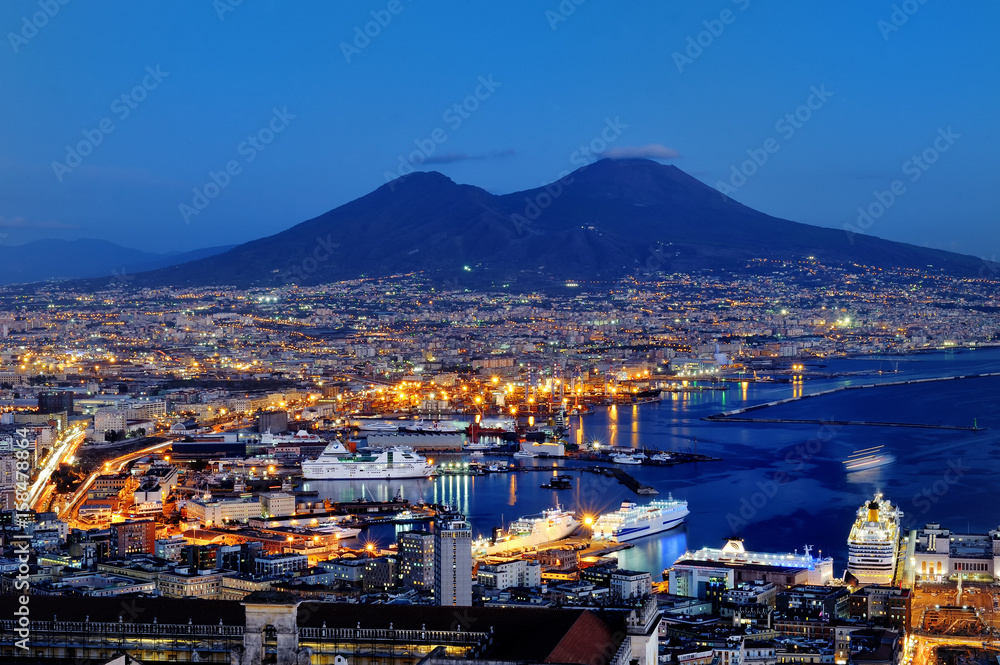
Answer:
[846,492,902,585]
[591,495,690,542]
[301,444,434,480]
[473,505,580,555]
[259,429,326,446]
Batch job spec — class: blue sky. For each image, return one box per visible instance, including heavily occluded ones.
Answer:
[1,1,997,258]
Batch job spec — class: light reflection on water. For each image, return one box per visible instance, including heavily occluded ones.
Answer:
[301,349,1000,574]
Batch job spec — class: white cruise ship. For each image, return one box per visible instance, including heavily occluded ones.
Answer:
[474,505,579,555]
[592,495,689,542]
[260,429,326,446]
[302,445,434,480]
[847,492,902,585]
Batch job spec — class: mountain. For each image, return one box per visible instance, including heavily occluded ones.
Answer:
[0,239,235,285]
[119,159,985,288]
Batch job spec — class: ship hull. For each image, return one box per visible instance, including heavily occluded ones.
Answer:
[594,504,690,542]
[302,463,435,480]
[479,521,579,555]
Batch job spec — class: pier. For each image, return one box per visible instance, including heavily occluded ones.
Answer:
[705,371,999,430]
[704,416,983,431]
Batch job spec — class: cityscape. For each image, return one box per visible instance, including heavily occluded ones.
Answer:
[2,3,999,665]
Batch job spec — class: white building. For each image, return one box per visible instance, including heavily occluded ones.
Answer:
[913,523,1000,581]
[94,409,127,435]
[477,558,542,590]
[611,569,652,602]
[435,515,472,606]
[186,497,262,527]
[259,492,295,518]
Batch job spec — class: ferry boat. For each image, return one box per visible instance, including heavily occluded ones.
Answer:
[512,450,538,459]
[611,453,643,465]
[302,445,435,480]
[591,495,690,542]
[846,491,902,585]
[844,445,896,472]
[474,505,580,555]
[649,452,674,463]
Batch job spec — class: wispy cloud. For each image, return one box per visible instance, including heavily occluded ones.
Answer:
[600,144,680,160]
[423,149,515,165]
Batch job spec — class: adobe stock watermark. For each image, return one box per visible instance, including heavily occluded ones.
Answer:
[7,0,71,54]
[546,0,585,31]
[285,234,341,283]
[716,84,834,197]
[844,126,959,243]
[340,0,410,64]
[51,65,170,182]
[213,0,243,21]
[672,0,752,74]
[878,0,931,41]
[13,427,33,650]
[384,75,502,187]
[178,107,295,224]
[911,459,968,515]
[726,419,842,533]
[509,116,629,234]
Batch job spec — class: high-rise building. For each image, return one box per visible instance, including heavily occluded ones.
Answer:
[399,530,434,591]
[37,391,74,415]
[434,515,472,606]
[110,519,156,557]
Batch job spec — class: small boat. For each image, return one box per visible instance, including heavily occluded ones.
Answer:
[844,445,896,472]
[649,452,673,463]
[611,454,642,465]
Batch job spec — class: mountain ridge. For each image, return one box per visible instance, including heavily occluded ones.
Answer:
[74,159,988,289]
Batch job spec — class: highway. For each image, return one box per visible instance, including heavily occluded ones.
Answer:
[58,439,172,524]
[27,426,86,512]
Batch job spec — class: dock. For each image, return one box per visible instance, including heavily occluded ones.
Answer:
[703,416,984,431]
[705,371,999,430]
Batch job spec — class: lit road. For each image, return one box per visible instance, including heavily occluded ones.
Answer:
[59,439,172,522]
[27,427,86,511]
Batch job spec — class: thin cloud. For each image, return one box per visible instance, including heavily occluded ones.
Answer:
[423,149,515,165]
[600,144,680,160]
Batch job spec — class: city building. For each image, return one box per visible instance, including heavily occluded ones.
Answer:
[477,558,542,590]
[186,496,262,527]
[259,492,295,518]
[776,585,849,620]
[253,553,308,579]
[435,515,472,606]
[912,523,1000,581]
[37,391,74,415]
[611,569,653,602]
[668,540,834,600]
[110,520,156,557]
[398,530,434,591]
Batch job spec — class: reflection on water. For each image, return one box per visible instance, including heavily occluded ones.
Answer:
[299,350,1000,572]
[613,527,689,580]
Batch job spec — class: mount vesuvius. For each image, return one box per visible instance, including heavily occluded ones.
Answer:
[126,158,984,289]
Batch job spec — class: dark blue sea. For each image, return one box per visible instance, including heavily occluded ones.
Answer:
[302,348,1000,579]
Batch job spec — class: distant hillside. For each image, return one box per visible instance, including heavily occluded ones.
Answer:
[101,159,987,288]
[0,239,234,284]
